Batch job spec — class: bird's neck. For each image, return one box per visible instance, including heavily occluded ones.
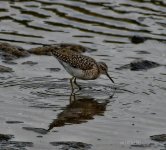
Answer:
[97,63,104,75]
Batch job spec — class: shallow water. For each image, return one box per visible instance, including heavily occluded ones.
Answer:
[0,0,166,150]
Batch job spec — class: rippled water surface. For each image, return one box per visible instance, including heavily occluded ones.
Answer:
[0,0,166,150]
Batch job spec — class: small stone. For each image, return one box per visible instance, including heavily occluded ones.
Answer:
[46,68,61,72]
[0,65,13,73]
[22,127,48,135]
[0,134,13,141]
[22,61,38,66]
[130,60,160,71]
[150,134,166,142]
[135,50,151,54]
[50,141,92,150]
[2,61,17,64]
[116,60,162,71]
[6,121,24,124]
[28,46,53,55]
[131,35,146,44]
[36,135,43,138]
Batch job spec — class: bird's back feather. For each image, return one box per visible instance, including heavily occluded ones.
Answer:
[52,48,96,70]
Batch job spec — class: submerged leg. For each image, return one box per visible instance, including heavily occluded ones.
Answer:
[69,91,76,103]
[70,77,75,92]
[73,77,82,90]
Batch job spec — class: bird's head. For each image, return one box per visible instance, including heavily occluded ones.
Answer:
[97,62,114,83]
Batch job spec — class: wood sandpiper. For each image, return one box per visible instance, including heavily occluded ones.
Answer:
[51,47,114,92]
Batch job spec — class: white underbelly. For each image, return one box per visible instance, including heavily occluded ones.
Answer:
[60,61,84,79]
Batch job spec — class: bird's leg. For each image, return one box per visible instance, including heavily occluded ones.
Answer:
[70,77,75,92]
[73,77,82,90]
[69,91,76,103]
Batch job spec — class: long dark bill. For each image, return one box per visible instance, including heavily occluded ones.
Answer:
[106,72,114,83]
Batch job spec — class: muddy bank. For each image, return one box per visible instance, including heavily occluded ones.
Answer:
[0,133,33,150]
[150,134,166,142]
[50,141,92,150]
[28,43,89,55]
[0,42,29,60]
[0,42,90,61]
[0,65,13,72]
[116,59,163,71]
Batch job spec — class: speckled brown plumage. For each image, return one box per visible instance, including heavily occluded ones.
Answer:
[52,48,96,70]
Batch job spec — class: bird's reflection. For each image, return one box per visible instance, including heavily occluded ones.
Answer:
[48,92,109,131]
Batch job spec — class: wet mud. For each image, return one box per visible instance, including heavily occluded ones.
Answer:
[0,133,33,150]
[116,59,164,71]
[50,141,92,150]
[0,42,29,60]
[0,65,13,72]
[150,134,166,142]
[28,43,89,55]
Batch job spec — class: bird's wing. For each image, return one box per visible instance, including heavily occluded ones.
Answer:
[69,54,96,70]
[52,49,96,70]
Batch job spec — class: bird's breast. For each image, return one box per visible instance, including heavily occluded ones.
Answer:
[83,66,100,80]
[59,60,100,80]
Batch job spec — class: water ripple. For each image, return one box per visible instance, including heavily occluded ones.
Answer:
[0,0,165,45]
[0,1,166,150]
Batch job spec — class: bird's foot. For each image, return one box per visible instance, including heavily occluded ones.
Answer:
[73,82,82,91]
[76,85,82,91]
